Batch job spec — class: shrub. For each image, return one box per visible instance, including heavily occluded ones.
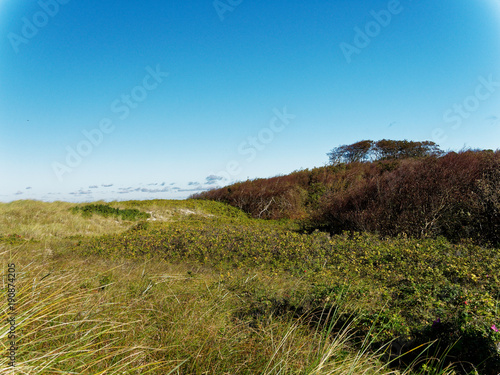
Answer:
[193,149,499,246]
[315,151,500,246]
[71,204,151,221]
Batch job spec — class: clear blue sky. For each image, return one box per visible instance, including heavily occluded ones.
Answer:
[1,0,499,202]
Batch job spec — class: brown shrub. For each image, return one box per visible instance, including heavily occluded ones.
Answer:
[193,150,499,245]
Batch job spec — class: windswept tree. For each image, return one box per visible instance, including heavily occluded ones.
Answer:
[328,139,443,165]
[327,140,374,165]
[373,139,443,160]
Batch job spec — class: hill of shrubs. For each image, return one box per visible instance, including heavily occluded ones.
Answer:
[192,140,499,247]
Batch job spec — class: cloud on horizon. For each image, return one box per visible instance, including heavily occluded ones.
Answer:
[69,190,93,196]
[3,180,214,203]
[205,175,224,185]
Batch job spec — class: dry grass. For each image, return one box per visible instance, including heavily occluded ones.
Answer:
[0,200,217,242]
[1,246,402,374]
[0,200,129,240]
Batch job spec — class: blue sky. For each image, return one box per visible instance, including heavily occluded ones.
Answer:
[1,0,499,202]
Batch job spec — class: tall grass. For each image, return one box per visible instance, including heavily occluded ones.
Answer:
[0,244,179,374]
[0,244,410,374]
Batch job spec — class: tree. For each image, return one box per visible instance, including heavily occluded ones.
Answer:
[327,140,374,165]
[373,140,443,160]
[328,139,444,165]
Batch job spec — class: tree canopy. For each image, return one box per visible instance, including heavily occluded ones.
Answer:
[327,139,443,165]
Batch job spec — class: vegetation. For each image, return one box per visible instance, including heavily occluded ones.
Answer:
[71,203,151,221]
[1,199,499,374]
[193,144,499,247]
[1,140,498,373]
[326,140,444,164]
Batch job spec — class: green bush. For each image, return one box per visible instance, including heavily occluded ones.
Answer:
[71,204,150,221]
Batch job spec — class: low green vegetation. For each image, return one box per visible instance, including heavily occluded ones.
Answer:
[71,203,151,221]
[1,199,499,374]
[78,216,500,373]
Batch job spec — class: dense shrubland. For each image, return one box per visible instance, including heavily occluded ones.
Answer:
[192,143,499,247]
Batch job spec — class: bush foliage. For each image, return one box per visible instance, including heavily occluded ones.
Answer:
[193,146,499,246]
[71,204,151,221]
